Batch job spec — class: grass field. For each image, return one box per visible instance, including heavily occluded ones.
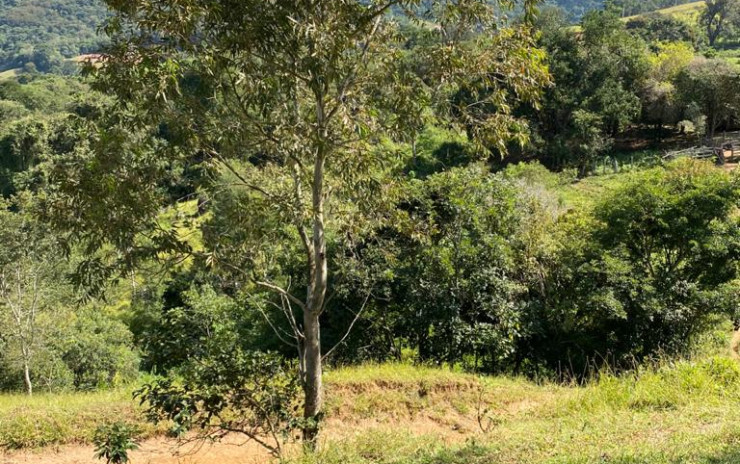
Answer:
[3,328,740,464]
[306,353,740,464]
[717,46,740,66]
[0,389,159,449]
[0,68,20,80]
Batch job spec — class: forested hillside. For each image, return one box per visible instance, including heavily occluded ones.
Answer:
[0,0,709,74]
[0,0,107,72]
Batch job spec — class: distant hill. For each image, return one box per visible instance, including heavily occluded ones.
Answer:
[0,0,108,72]
[623,1,704,21]
[0,0,707,73]
[549,0,701,21]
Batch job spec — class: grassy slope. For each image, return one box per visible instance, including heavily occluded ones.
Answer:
[0,68,20,80]
[311,356,740,464]
[0,55,96,81]
[4,346,740,464]
[621,0,740,67]
[623,1,704,22]
[0,389,161,449]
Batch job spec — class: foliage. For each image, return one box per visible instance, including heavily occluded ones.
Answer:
[701,0,740,47]
[640,42,696,137]
[93,422,140,464]
[0,7,739,463]
[626,13,699,43]
[0,195,139,394]
[520,160,740,374]
[0,196,70,395]
[40,0,551,447]
[57,310,140,391]
[675,57,740,139]
[536,9,649,172]
[385,166,526,369]
[136,350,301,458]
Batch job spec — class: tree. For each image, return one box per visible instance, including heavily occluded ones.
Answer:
[586,160,740,358]
[517,160,740,375]
[0,118,51,197]
[46,0,549,445]
[536,9,648,169]
[640,42,694,139]
[701,0,736,47]
[626,13,697,44]
[676,57,740,141]
[0,196,66,395]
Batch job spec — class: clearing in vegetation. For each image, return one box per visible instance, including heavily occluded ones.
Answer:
[623,1,705,22]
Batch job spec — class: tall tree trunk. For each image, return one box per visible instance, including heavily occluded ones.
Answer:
[303,140,327,445]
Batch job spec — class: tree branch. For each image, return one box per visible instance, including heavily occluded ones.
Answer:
[322,288,373,361]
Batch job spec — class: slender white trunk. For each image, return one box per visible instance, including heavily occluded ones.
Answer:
[22,356,32,396]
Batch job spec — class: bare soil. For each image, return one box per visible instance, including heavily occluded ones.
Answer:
[0,412,475,464]
[0,435,271,464]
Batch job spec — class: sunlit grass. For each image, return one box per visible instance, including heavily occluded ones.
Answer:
[622,1,704,22]
[0,68,20,81]
[303,353,740,464]
[4,335,740,463]
[326,363,476,386]
[0,388,161,449]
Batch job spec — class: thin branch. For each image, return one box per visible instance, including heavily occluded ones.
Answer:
[322,288,373,361]
[256,280,307,312]
[205,149,273,199]
[256,302,298,348]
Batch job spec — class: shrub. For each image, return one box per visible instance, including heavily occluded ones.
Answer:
[93,422,140,464]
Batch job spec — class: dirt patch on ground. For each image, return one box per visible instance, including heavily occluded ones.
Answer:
[0,434,273,464]
[0,389,503,464]
[0,415,475,464]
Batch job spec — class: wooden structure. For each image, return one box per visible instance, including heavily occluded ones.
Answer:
[663,133,740,166]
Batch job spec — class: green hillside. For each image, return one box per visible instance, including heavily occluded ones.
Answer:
[623,1,704,21]
[551,0,701,21]
[0,0,108,71]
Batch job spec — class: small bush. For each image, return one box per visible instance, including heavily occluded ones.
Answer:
[93,422,140,464]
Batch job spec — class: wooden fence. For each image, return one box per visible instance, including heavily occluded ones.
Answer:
[663,134,740,164]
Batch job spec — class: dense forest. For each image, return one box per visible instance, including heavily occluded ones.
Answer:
[0,0,107,72]
[0,0,739,461]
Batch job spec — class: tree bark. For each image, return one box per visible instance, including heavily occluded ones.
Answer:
[23,359,32,396]
[302,309,322,444]
[303,92,328,443]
